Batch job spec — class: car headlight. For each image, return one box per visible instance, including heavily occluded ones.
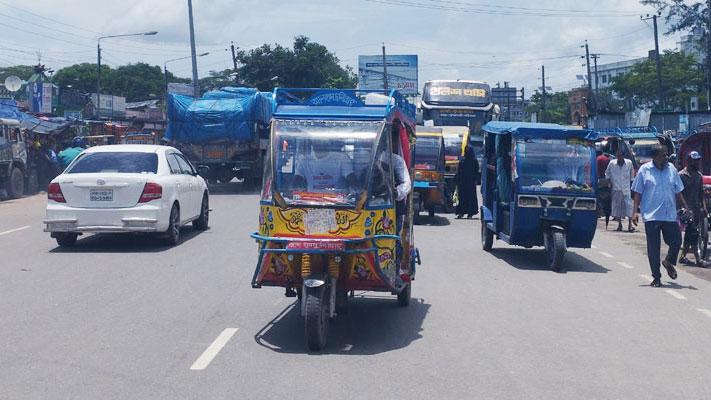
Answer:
[518,195,541,207]
[573,198,596,210]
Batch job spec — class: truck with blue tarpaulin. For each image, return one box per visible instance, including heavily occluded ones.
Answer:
[165,87,274,185]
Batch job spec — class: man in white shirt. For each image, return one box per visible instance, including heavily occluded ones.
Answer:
[605,147,635,232]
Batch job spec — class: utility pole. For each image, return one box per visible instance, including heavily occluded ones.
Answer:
[584,41,594,115]
[642,13,665,109]
[504,81,511,121]
[187,0,199,98]
[96,43,101,118]
[230,41,238,83]
[541,66,546,123]
[591,54,600,92]
[653,14,664,110]
[381,43,389,93]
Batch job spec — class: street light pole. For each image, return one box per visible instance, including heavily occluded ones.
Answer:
[188,0,200,98]
[96,31,158,118]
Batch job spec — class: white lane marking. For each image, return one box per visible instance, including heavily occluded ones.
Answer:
[0,225,30,236]
[599,251,614,258]
[591,245,598,249]
[639,274,653,281]
[665,290,686,300]
[617,262,635,269]
[697,308,711,319]
[190,328,238,371]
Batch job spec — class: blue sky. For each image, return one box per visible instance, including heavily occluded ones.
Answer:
[0,0,685,97]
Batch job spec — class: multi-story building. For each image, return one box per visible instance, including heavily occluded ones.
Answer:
[593,57,647,90]
[679,28,704,62]
[568,86,589,126]
[491,83,527,121]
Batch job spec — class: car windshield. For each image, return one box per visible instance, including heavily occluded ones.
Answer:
[415,136,441,170]
[67,152,158,174]
[273,119,383,206]
[443,133,463,160]
[515,138,593,192]
[630,139,659,162]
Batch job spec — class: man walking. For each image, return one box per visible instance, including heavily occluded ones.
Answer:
[678,151,709,268]
[632,144,689,287]
[605,147,634,232]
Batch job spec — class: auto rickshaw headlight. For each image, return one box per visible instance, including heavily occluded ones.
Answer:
[573,198,596,210]
[518,195,541,207]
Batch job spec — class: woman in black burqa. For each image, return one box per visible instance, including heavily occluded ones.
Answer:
[455,145,479,218]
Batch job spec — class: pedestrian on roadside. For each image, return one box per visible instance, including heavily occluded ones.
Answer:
[58,137,86,170]
[455,145,479,219]
[632,144,689,287]
[596,149,612,228]
[678,151,710,268]
[605,147,635,232]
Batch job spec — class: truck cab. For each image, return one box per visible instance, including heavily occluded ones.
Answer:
[0,118,35,198]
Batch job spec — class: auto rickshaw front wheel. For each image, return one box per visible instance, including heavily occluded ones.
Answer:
[481,221,494,252]
[304,285,329,351]
[545,230,567,272]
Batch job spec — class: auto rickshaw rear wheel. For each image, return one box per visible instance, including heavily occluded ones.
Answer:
[397,283,411,307]
[481,220,493,251]
[304,285,328,351]
[545,230,567,272]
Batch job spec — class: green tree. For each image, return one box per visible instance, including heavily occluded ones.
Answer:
[525,91,570,124]
[641,1,709,35]
[0,65,35,82]
[53,62,187,102]
[199,69,238,92]
[235,36,357,91]
[610,51,704,111]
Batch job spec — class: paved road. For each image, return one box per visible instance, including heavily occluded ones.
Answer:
[2,190,711,399]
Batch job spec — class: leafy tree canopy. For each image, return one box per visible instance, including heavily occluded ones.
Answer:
[610,50,704,111]
[53,62,188,102]
[641,1,709,36]
[0,65,35,82]
[233,36,357,91]
[525,91,571,125]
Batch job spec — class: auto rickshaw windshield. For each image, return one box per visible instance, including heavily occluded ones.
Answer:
[415,136,442,170]
[443,133,463,160]
[515,138,594,193]
[273,119,384,206]
[630,139,660,163]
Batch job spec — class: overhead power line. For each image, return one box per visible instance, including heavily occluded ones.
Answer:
[363,0,642,18]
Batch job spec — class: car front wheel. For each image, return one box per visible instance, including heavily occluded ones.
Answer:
[193,194,209,231]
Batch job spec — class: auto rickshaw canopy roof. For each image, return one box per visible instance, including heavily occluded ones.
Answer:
[272,88,416,125]
[482,121,598,141]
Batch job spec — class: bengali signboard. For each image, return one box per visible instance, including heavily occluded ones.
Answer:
[358,54,418,95]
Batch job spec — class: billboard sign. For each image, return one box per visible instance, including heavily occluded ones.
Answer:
[168,83,195,97]
[358,54,418,95]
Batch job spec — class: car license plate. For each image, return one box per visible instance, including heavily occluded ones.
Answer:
[90,189,113,201]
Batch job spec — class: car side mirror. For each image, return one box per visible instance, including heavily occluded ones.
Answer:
[196,165,210,178]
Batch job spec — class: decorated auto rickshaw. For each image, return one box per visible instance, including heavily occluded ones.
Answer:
[677,124,711,259]
[251,88,420,350]
[480,122,598,271]
[413,126,446,219]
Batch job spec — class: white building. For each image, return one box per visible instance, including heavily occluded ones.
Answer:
[593,57,647,90]
[679,28,704,62]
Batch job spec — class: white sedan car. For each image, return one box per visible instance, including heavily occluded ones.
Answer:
[44,145,209,247]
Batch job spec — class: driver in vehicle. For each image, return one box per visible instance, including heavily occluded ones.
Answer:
[293,140,355,192]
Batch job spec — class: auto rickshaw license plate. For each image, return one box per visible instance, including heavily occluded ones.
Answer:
[305,209,336,235]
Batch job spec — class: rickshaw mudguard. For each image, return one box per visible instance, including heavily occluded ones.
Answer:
[250,233,405,292]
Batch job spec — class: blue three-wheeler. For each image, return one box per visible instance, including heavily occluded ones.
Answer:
[480,122,599,271]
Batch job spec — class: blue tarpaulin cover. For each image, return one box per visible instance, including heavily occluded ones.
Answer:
[165,87,274,144]
[0,99,71,134]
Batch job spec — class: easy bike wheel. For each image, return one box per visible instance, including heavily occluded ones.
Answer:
[304,285,328,351]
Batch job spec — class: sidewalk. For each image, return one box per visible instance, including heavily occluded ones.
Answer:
[596,218,711,283]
